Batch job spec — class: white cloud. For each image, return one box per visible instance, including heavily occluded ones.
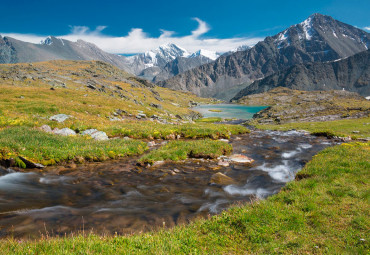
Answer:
[363,26,370,31]
[1,18,263,54]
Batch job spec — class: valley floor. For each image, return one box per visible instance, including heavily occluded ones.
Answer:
[0,118,369,254]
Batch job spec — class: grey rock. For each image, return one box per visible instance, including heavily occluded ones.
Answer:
[53,128,76,136]
[82,129,109,141]
[40,124,52,133]
[49,114,71,123]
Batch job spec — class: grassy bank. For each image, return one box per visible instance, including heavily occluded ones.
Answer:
[106,121,247,139]
[138,140,233,164]
[1,142,368,254]
[0,126,147,167]
[253,117,370,139]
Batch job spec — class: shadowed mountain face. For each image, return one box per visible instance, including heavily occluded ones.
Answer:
[232,49,370,100]
[0,36,131,70]
[158,13,370,100]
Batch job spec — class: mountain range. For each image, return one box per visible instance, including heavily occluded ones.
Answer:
[1,13,369,101]
[0,36,222,83]
[158,13,370,100]
[0,35,131,70]
[232,49,370,101]
[123,44,221,81]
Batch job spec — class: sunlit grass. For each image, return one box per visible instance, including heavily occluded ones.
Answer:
[138,140,233,164]
[253,117,370,139]
[0,126,147,166]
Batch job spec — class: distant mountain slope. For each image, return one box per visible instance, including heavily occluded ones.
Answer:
[232,49,370,100]
[126,44,220,81]
[0,60,212,121]
[159,13,370,100]
[0,36,131,70]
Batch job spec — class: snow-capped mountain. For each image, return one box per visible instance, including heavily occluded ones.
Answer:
[125,43,190,73]
[159,13,370,100]
[189,49,220,60]
[123,43,222,81]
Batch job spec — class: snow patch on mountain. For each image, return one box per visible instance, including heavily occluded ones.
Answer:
[300,15,314,40]
[40,36,53,45]
[189,49,220,60]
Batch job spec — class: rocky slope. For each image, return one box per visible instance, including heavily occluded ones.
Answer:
[0,36,131,70]
[159,13,370,100]
[232,49,370,100]
[238,87,370,124]
[0,60,213,123]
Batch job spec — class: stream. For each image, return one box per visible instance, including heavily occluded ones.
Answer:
[0,130,338,238]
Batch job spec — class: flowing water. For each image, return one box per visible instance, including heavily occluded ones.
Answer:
[0,130,338,238]
[192,104,267,119]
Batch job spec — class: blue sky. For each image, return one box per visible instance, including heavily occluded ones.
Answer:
[1,0,369,54]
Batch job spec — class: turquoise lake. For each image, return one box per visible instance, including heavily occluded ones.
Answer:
[192,104,267,119]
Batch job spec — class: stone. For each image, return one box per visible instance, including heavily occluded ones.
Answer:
[53,128,76,136]
[40,124,52,133]
[49,114,71,123]
[147,141,156,147]
[152,161,165,167]
[81,129,98,136]
[228,154,254,164]
[109,117,121,121]
[166,134,176,140]
[352,130,360,134]
[81,129,109,141]
[149,103,162,109]
[123,136,131,140]
[210,172,236,185]
[18,156,44,169]
[218,160,230,167]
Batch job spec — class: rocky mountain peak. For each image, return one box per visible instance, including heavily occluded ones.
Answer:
[40,36,67,47]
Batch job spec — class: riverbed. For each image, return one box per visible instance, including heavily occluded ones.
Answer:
[0,130,338,238]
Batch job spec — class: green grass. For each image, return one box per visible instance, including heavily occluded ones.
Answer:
[138,140,233,164]
[0,126,147,166]
[1,142,368,254]
[253,117,370,139]
[106,121,248,139]
[195,117,223,123]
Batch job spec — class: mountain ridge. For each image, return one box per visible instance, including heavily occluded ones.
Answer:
[158,13,370,100]
[232,49,370,100]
